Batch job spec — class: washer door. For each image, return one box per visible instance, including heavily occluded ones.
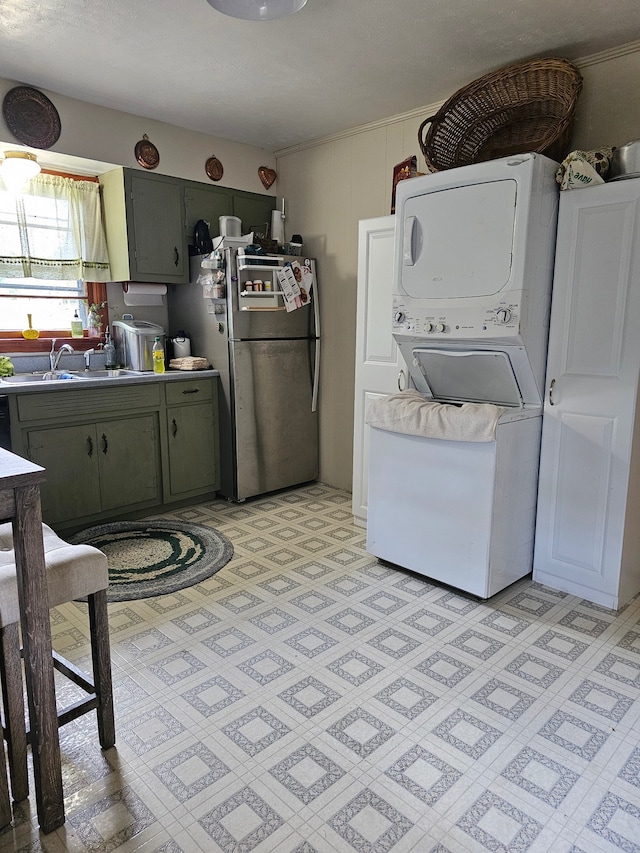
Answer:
[410,348,523,406]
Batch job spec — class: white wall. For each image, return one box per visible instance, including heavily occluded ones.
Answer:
[0,76,277,339]
[276,44,640,492]
[0,77,276,194]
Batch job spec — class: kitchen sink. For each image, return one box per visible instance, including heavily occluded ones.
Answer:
[0,372,82,383]
[0,369,145,385]
[82,369,144,378]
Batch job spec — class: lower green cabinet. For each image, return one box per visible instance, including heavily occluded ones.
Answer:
[27,423,102,524]
[163,379,219,501]
[26,414,161,526]
[10,376,219,531]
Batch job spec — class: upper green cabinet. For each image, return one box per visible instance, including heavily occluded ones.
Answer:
[101,168,277,282]
[183,180,276,251]
[100,168,189,284]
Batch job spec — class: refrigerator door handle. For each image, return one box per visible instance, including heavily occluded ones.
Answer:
[312,338,320,413]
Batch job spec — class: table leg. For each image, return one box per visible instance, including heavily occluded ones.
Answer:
[12,484,64,833]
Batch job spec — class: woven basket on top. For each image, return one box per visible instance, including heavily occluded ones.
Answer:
[418,57,583,172]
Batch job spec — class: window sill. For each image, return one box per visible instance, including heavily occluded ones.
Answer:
[0,336,103,353]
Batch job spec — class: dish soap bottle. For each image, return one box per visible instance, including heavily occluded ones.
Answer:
[70,310,83,339]
[104,331,117,369]
[152,337,165,374]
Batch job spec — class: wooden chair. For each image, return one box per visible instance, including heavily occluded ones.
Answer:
[0,522,115,803]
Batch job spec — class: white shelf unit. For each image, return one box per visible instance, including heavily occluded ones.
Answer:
[237,260,285,310]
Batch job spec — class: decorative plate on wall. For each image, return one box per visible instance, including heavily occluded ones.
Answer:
[205,156,224,181]
[258,166,277,189]
[2,86,61,149]
[134,134,160,169]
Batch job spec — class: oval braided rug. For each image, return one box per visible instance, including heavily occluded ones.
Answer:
[69,520,234,602]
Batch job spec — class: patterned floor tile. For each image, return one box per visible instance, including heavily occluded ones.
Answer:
[328,787,413,852]
[12,484,640,852]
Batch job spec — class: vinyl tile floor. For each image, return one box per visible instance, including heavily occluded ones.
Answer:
[1,483,639,852]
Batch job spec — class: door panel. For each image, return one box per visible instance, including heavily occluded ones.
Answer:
[352,217,403,522]
[231,338,318,499]
[534,183,640,603]
[98,415,160,511]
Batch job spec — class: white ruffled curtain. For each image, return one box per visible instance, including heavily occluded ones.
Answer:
[0,173,111,281]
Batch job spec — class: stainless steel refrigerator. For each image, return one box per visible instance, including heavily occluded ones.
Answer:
[168,248,320,501]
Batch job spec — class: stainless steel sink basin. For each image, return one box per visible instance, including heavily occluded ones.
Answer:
[82,369,143,378]
[1,372,82,384]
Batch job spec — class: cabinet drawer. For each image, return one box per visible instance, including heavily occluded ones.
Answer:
[17,383,162,423]
[165,379,214,406]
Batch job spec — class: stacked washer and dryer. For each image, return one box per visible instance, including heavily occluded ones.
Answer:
[366,153,559,598]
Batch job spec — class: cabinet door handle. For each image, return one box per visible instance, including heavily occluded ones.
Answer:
[397,370,407,391]
[174,246,179,267]
[182,388,199,395]
[549,378,556,406]
[171,418,178,438]
[87,435,93,457]
[101,433,108,455]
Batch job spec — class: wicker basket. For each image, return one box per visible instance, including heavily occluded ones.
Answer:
[418,57,583,172]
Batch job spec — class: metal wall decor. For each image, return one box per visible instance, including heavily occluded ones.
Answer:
[2,85,61,149]
[258,166,277,189]
[205,155,224,181]
[135,134,160,169]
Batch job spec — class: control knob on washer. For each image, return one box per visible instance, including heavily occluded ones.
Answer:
[496,308,512,324]
[435,322,446,333]
[394,311,405,324]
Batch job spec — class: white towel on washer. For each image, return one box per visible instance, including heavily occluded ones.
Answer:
[366,390,506,442]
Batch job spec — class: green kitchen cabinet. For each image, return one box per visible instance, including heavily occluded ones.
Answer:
[100,168,189,284]
[8,375,219,531]
[163,379,219,500]
[232,190,276,237]
[26,423,102,524]
[183,180,276,249]
[184,183,232,251]
[25,414,161,526]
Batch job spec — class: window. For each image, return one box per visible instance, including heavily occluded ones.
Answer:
[0,170,111,349]
[0,278,87,332]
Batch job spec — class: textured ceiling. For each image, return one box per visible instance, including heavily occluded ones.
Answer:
[1,0,640,152]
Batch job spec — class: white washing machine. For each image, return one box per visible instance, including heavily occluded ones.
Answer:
[366,153,559,598]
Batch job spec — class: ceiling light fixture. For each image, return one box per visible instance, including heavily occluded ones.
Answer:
[0,150,41,194]
[206,0,307,21]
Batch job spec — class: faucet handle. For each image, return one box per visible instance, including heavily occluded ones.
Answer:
[50,338,57,352]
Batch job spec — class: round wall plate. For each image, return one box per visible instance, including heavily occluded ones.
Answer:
[135,134,160,170]
[2,86,61,149]
[205,156,224,181]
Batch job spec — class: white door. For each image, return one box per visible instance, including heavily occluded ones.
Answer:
[534,180,640,608]
[352,216,404,525]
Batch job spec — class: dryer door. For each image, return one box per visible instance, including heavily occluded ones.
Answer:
[400,179,517,299]
[410,348,523,406]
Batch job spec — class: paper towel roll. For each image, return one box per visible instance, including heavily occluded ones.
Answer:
[123,283,167,306]
[271,209,284,244]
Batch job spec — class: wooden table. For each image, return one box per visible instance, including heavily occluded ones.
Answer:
[0,448,64,832]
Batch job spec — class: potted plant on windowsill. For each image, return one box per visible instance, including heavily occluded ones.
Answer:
[87,301,107,338]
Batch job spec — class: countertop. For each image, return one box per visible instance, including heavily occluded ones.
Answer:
[0,369,220,395]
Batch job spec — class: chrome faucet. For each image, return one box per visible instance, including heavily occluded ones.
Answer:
[84,348,96,371]
[49,339,75,371]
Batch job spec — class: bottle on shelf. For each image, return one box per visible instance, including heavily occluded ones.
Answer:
[70,310,83,338]
[152,337,165,374]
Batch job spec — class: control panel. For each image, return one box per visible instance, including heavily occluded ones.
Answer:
[392,294,522,340]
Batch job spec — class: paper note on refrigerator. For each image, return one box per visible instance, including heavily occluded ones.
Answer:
[276,263,302,312]
[276,261,314,312]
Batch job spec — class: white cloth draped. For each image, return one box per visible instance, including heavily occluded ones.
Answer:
[366,390,506,442]
[0,173,111,281]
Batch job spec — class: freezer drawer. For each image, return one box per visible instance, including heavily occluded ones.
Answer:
[230,338,318,500]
